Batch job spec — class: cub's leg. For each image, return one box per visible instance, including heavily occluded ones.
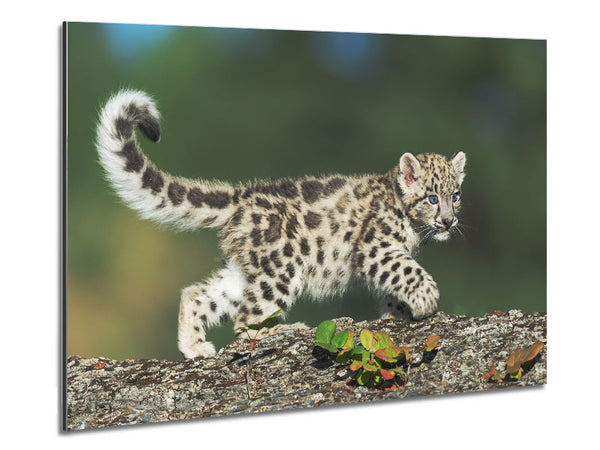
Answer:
[178,261,247,358]
[233,274,308,340]
[365,251,440,320]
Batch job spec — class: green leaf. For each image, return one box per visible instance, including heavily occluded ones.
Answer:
[316,342,338,353]
[356,371,366,385]
[243,311,282,331]
[267,309,284,319]
[316,320,336,344]
[336,352,352,364]
[342,331,355,350]
[360,329,374,350]
[360,348,371,363]
[259,317,280,329]
[362,361,379,372]
[331,331,349,348]
[509,367,524,380]
[395,368,407,378]
[338,332,355,355]
[425,335,441,351]
[357,370,375,386]
[373,331,394,350]
[351,345,365,357]
[373,373,383,385]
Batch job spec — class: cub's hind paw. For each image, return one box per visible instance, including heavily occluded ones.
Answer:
[239,322,309,340]
[180,341,216,359]
[258,322,309,338]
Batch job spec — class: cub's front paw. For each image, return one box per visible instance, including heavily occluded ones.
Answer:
[404,275,439,320]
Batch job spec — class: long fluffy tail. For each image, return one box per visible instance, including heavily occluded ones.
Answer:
[96,90,238,230]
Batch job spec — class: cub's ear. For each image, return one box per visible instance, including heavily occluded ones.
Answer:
[398,152,422,192]
[449,151,466,183]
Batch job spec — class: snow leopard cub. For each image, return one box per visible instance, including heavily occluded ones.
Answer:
[96,90,467,359]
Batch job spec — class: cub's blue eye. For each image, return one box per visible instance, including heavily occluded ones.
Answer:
[452,193,460,203]
[428,195,439,205]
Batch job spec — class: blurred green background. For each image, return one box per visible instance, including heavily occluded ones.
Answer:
[66,23,546,360]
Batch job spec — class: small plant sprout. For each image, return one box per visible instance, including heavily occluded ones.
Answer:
[314,320,441,388]
[235,309,284,399]
[481,341,544,383]
[481,367,499,383]
[424,335,441,352]
[236,309,284,337]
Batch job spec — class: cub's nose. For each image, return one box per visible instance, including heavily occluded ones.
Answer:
[442,218,453,229]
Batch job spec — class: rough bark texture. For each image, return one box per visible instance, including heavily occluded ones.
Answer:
[66,310,546,430]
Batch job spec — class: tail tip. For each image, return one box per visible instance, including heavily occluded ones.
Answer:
[139,115,161,143]
[114,90,162,143]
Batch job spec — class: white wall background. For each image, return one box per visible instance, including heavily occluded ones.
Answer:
[1,0,597,447]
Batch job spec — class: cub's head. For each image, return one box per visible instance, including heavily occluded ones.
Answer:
[397,151,466,241]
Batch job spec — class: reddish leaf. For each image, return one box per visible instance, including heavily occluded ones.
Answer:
[506,342,544,377]
[380,369,396,380]
[93,362,106,370]
[481,367,497,382]
[340,331,355,352]
[375,347,399,362]
[337,332,355,356]
[522,341,544,362]
[425,335,441,351]
[349,360,363,371]
[506,349,525,374]
[398,346,411,361]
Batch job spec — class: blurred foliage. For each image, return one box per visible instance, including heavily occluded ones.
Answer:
[66,23,546,360]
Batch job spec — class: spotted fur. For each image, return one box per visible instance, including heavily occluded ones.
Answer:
[96,90,467,358]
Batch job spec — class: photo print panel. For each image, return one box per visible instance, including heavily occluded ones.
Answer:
[63,21,546,430]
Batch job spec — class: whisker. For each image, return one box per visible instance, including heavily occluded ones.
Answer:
[457,221,476,231]
[422,228,436,244]
[453,226,466,240]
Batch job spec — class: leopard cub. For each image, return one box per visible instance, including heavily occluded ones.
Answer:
[96,90,467,358]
